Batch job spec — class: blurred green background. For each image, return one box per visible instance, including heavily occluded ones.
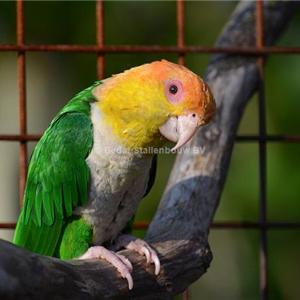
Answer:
[0,1,299,299]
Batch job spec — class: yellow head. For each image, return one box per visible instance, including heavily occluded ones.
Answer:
[93,60,215,150]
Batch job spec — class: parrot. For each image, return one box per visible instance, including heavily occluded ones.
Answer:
[13,60,215,289]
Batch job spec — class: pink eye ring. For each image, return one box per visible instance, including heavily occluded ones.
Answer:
[164,79,184,104]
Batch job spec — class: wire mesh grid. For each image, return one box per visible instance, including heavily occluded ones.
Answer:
[0,1,300,299]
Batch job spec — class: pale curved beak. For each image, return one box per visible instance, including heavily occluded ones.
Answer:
[159,113,202,151]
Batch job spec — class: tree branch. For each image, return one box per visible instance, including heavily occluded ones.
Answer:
[0,1,297,299]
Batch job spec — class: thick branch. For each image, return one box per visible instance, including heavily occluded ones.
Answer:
[0,1,297,299]
[0,237,210,300]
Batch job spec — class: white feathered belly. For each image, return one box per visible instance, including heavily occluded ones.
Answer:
[82,153,152,245]
[77,103,153,245]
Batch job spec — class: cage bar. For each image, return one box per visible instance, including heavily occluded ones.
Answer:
[2,220,300,231]
[16,0,27,207]
[1,44,300,55]
[96,0,105,79]
[1,134,300,143]
[177,0,185,66]
[176,1,189,298]
[256,1,268,299]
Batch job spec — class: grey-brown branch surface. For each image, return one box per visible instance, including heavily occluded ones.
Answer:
[0,1,297,299]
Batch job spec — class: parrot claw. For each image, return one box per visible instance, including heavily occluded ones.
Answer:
[115,234,161,276]
[79,246,133,290]
[116,252,133,272]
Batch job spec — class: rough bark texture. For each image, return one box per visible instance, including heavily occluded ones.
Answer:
[0,1,297,299]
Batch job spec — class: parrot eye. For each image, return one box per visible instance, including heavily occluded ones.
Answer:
[169,85,178,94]
[165,79,184,104]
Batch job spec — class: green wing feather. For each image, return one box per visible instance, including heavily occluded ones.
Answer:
[13,82,100,256]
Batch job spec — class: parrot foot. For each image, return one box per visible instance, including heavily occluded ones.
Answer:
[79,246,133,290]
[114,234,161,276]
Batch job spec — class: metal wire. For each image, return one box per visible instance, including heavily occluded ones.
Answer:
[3,221,300,231]
[0,1,298,299]
[16,0,27,207]
[1,133,300,143]
[177,0,185,66]
[1,44,300,55]
[176,2,188,298]
[96,0,105,79]
[256,1,268,299]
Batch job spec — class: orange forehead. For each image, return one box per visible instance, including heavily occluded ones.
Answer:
[149,60,215,122]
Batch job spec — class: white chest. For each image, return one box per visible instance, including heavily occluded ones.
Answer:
[79,104,153,244]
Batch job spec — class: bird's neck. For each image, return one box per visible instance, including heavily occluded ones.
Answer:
[90,103,160,158]
[91,76,168,151]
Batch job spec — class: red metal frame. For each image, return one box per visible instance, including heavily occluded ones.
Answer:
[0,1,299,299]
[255,1,268,298]
[96,0,105,80]
[16,0,27,206]
[2,44,300,55]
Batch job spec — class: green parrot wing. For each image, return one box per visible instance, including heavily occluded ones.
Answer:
[13,83,98,256]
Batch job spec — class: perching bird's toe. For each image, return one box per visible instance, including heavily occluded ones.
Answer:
[114,234,161,276]
[79,246,134,290]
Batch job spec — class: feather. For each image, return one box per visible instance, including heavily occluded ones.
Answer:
[34,184,43,227]
[13,81,98,256]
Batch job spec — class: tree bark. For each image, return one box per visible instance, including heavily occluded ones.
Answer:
[0,1,297,299]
